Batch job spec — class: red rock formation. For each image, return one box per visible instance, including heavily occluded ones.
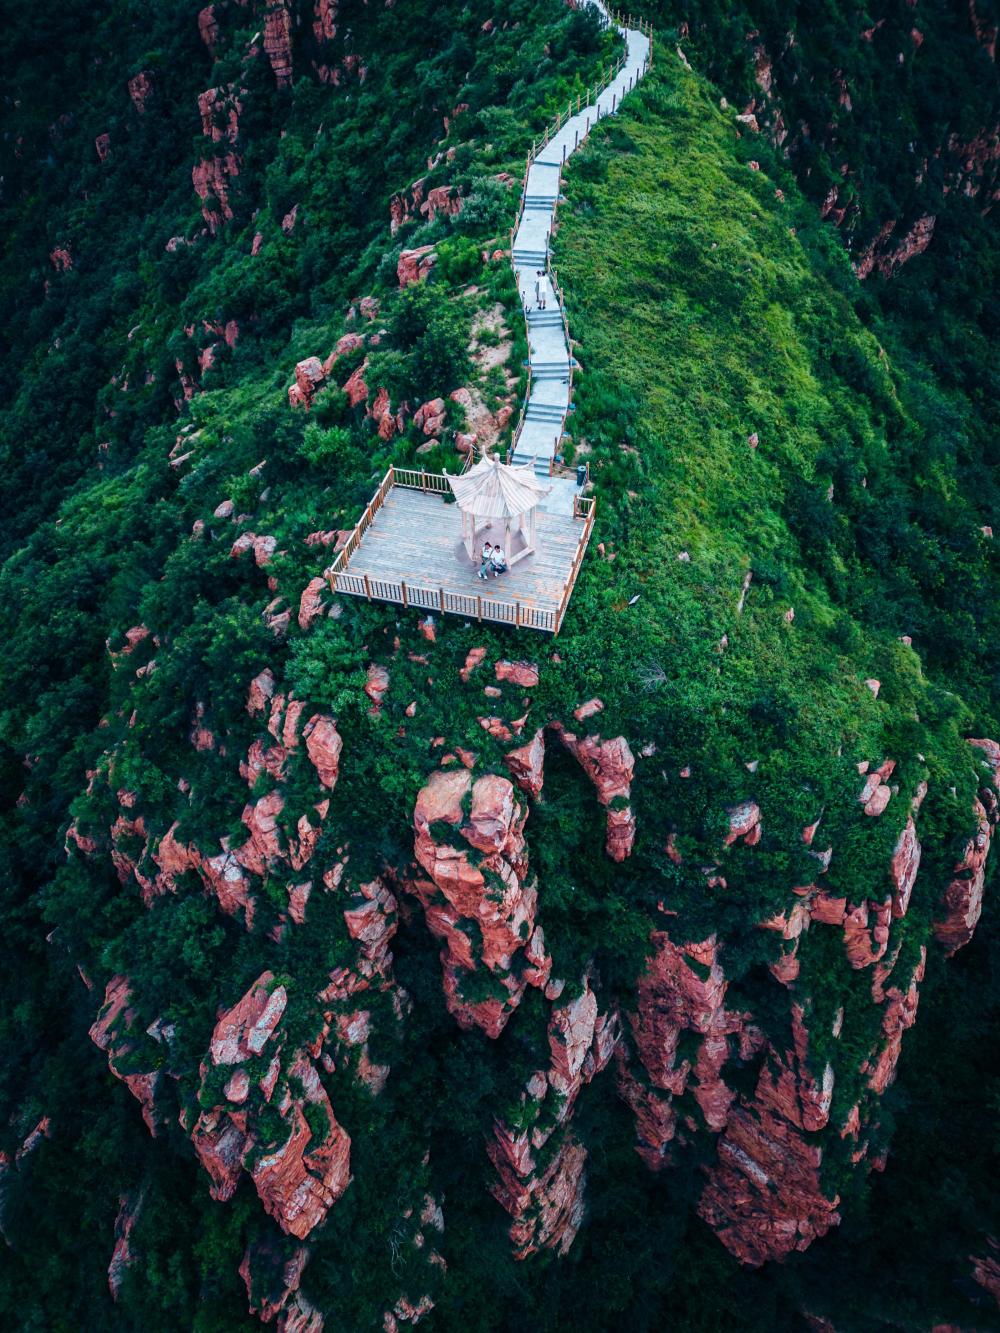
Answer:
[549,721,635,861]
[210,972,287,1064]
[193,977,351,1237]
[495,660,539,689]
[248,668,277,716]
[128,71,153,113]
[618,933,753,1167]
[843,897,891,968]
[410,768,545,1037]
[863,947,925,1094]
[192,154,240,234]
[859,758,894,817]
[397,246,437,287]
[460,647,487,682]
[303,714,341,788]
[697,1012,840,1266]
[504,1135,588,1258]
[854,215,936,280]
[970,1239,1000,1307]
[313,0,337,43]
[364,663,389,710]
[342,359,369,408]
[505,728,545,799]
[413,398,446,436]
[240,1237,309,1324]
[89,976,162,1135]
[488,985,618,1256]
[198,5,219,51]
[108,1192,143,1300]
[198,85,241,144]
[251,1055,351,1239]
[889,815,921,917]
[264,2,294,88]
[298,576,326,629]
[934,797,993,954]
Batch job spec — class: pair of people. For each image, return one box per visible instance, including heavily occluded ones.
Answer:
[534,269,547,310]
[477,542,507,580]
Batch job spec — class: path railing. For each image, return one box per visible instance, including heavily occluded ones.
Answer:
[509,7,653,465]
[325,464,596,634]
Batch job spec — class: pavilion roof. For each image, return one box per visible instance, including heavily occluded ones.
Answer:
[447,455,550,518]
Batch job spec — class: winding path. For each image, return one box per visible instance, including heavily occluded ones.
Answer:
[510,4,651,516]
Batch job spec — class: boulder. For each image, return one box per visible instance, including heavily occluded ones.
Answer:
[209,971,287,1065]
[397,245,437,287]
[495,660,539,689]
[297,577,326,630]
[303,714,342,789]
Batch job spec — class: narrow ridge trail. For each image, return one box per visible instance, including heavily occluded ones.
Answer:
[511,3,651,516]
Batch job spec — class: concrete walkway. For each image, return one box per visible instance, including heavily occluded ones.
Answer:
[510,2,651,516]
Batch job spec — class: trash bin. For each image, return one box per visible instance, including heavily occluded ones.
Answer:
[576,464,587,487]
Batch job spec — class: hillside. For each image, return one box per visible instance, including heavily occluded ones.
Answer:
[1,1,999,1330]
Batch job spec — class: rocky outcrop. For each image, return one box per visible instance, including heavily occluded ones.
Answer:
[239,1236,309,1325]
[410,768,549,1037]
[298,576,327,629]
[617,934,754,1168]
[862,948,925,1094]
[488,984,619,1256]
[193,154,240,235]
[697,1003,838,1266]
[128,71,153,114]
[264,2,294,88]
[198,5,219,52]
[288,357,326,410]
[934,797,993,954]
[191,974,351,1238]
[108,1192,143,1300]
[397,246,437,287]
[854,215,936,280]
[303,714,341,788]
[390,179,463,233]
[413,398,446,436]
[549,719,635,861]
[89,976,163,1135]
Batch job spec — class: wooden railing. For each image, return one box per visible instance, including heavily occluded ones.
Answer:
[392,468,453,493]
[510,5,653,464]
[333,571,559,633]
[324,465,597,635]
[555,496,598,634]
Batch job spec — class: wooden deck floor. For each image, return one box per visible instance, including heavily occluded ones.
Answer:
[336,487,586,629]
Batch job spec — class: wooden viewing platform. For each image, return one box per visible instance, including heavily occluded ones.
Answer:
[326,468,596,634]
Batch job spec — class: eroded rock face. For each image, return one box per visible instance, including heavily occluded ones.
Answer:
[410,768,546,1037]
[935,797,993,955]
[303,714,341,788]
[697,1035,841,1266]
[264,1,294,87]
[397,245,437,287]
[89,976,163,1136]
[488,983,618,1256]
[617,934,752,1167]
[549,721,635,861]
[192,976,351,1239]
[108,1192,143,1300]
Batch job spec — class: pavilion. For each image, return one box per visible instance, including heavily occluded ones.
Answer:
[325,462,596,634]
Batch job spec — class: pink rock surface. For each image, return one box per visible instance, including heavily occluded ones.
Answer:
[210,972,287,1065]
